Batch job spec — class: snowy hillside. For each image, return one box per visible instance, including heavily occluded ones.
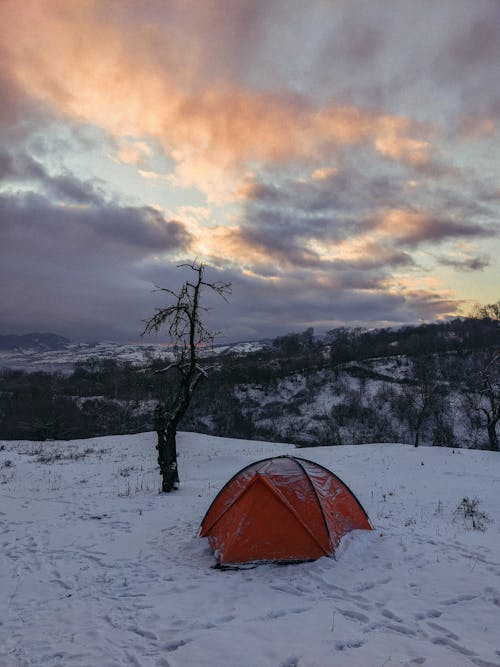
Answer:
[0,338,266,374]
[1,433,499,666]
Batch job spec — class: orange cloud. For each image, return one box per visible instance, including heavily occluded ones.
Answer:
[0,1,439,199]
[379,273,460,319]
[375,134,431,168]
[377,209,431,238]
[311,166,338,181]
[112,140,153,166]
[193,225,283,269]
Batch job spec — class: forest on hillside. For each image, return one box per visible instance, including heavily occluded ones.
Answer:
[0,317,498,450]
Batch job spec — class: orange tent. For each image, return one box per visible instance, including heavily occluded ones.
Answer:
[199,455,372,566]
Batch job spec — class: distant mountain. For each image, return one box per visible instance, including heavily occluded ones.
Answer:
[0,333,71,351]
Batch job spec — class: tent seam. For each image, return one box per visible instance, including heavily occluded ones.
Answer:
[292,457,334,554]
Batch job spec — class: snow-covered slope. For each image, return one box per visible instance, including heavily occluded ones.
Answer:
[0,340,172,372]
[0,339,266,373]
[1,434,499,666]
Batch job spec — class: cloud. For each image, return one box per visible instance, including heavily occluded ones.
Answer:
[440,256,490,271]
[0,184,191,340]
[203,164,496,276]
[0,0,452,199]
[437,239,496,273]
[311,167,338,181]
[0,191,190,257]
[455,114,497,141]
[0,178,462,342]
[0,147,105,205]
[374,209,490,248]
[205,266,462,341]
[432,1,500,120]
[111,139,153,166]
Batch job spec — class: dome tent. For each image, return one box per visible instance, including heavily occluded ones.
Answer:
[199,455,372,566]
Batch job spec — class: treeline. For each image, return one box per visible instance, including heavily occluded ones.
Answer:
[274,318,499,367]
[0,317,498,449]
[0,366,153,440]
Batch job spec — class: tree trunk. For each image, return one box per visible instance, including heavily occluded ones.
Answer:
[155,404,179,492]
[487,419,499,452]
[414,411,424,447]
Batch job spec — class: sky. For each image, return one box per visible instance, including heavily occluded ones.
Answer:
[1,0,499,343]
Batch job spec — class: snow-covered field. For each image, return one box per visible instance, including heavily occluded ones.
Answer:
[1,433,499,667]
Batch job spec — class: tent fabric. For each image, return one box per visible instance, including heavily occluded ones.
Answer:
[199,455,372,565]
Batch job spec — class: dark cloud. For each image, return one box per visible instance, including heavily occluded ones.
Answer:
[0,148,104,205]
[432,1,500,116]
[445,6,500,70]
[0,192,190,258]
[437,254,491,272]
[392,215,491,248]
[332,249,415,271]
[0,68,49,135]
[247,168,403,216]
[0,144,191,253]
[0,188,191,340]
[296,1,500,124]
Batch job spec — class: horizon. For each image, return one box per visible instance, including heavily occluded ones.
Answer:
[0,313,487,348]
[1,1,499,341]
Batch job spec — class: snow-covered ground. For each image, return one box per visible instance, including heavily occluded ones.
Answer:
[1,433,499,666]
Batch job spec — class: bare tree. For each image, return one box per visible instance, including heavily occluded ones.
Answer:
[479,352,500,451]
[467,301,500,451]
[469,300,500,321]
[406,355,441,448]
[466,350,500,452]
[142,262,231,492]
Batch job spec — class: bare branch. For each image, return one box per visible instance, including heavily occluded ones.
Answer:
[151,362,178,375]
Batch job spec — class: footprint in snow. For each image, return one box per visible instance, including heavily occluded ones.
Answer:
[127,625,158,641]
[335,639,364,651]
[363,621,416,636]
[441,593,477,605]
[380,608,403,622]
[266,607,310,620]
[426,622,460,641]
[338,608,369,623]
[280,657,300,667]
[415,608,442,620]
[50,575,71,591]
[430,635,476,658]
[161,638,192,652]
[155,659,171,667]
[383,622,416,636]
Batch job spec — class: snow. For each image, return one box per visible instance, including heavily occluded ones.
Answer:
[1,433,499,667]
[0,340,266,374]
[0,341,172,373]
